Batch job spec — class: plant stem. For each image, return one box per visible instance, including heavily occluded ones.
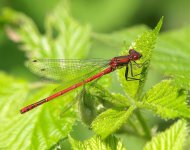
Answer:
[128,118,142,136]
[135,109,151,139]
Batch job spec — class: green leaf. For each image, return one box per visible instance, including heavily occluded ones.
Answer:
[184,134,190,150]
[78,84,130,125]
[88,84,130,107]
[143,119,188,150]
[91,106,135,139]
[138,80,190,119]
[1,4,91,59]
[69,135,127,150]
[78,85,98,125]
[0,72,77,149]
[111,93,131,107]
[0,72,29,118]
[118,17,163,100]
[153,26,190,89]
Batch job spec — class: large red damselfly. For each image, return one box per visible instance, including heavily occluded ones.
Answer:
[20,49,142,114]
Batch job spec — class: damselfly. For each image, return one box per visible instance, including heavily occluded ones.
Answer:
[20,49,142,114]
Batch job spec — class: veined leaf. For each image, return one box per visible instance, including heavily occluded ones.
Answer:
[138,80,190,119]
[0,72,29,118]
[118,17,163,100]
[1,3,90,59]
[0,72,77,149]
[78,84,130,125]
[91,106,135,139]
[153,26,190,89]
[88,84,130,107]
[69,135,127,150]
[143,119,188,150]
[78,85,99,125]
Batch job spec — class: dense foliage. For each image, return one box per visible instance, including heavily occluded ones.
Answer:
[0,2,190,150]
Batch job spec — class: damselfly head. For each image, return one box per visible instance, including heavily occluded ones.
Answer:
[129,49,142,60]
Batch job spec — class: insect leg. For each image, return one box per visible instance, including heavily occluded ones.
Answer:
[132,60,149,68]
[125,64,142,82]
[129,61,142,77]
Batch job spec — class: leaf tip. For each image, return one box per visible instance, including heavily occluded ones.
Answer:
[154,16,164,34]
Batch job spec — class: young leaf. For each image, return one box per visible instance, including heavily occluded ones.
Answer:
[138,80,190,119]
[143,119,188,150]
[91,106,135,139]
[0,72,77,149]
[153,26,190,89]
[118,17,163,100]
[69,135,126,150]
[1,4,90,59]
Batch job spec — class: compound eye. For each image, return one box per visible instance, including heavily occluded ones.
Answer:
[133,55,137,59]
[129,49,134,54]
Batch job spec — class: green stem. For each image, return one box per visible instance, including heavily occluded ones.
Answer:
[135,109,151,139]
[128,118,142,136]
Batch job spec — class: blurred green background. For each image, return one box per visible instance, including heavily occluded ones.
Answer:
[0,0,189,149]
[0,0,189,76]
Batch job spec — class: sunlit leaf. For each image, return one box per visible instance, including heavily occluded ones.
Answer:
[91,106,135,139]
[118,17,163,100]
[69,135,127,150]
[0,72,77,149]
[0,72,28,118]
[143,119,188,150]
[138,80,190,119]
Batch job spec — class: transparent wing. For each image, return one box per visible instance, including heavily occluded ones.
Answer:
[28,59,110,83]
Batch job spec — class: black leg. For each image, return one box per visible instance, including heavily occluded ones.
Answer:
[125,62,145,82]
[129,60,149,78]
[129,61,134,77]
[129,61,141,77]
[125,64,142,82]
[126,77,143,82]
[132,60,148,68]
[125,66,129,80]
